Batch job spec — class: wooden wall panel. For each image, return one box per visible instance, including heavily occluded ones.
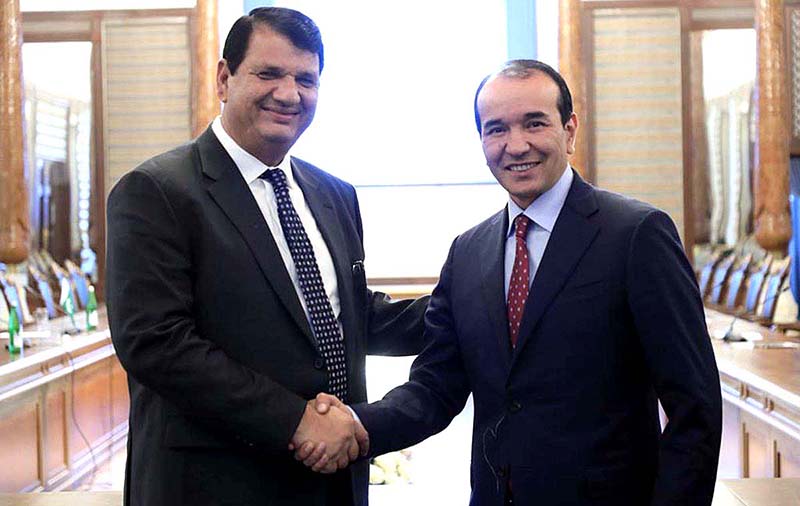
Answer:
[110,359,128,428]
[591,7,685,238]
[777,433,800,477]
[0,403,40,491]
[742,412,772,478]
[720,398,743,478]
[69,361,111,459]
[43,388,67,485]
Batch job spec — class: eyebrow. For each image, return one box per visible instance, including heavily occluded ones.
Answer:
[522,111,549,121]
[250,66,319,78]
[482,111,550,131]
[482,118,505,131]
[251,65,284,74]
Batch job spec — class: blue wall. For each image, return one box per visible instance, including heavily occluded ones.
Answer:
[240,1,537,60]
[506,0,537,59]
[243,0,274,13]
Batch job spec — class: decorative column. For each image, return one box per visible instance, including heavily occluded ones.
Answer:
[192,0,220,137]
[0,0,29,264]
[754,0,792,254]
[690,33,711,244]
[559,0,589,179]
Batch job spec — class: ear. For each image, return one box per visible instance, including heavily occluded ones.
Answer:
[216,59,230,103]
[564,112,578,155]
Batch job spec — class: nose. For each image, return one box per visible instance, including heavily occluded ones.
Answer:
[271,75,301,105]
[504,129,530,157]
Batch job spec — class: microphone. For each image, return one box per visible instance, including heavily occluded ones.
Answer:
[722,285,791,342]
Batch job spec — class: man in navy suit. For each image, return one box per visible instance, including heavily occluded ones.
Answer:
[302,60,722,505]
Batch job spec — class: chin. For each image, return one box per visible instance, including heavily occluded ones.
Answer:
[259,130,297,145]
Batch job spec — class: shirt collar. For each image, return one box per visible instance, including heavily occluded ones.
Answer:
[506,165,573,236]
[211,116,296,188]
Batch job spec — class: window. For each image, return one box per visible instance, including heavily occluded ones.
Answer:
[271,1,510,277]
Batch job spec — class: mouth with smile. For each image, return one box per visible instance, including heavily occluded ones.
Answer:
[260,105,299,122]
[504,161,541,172]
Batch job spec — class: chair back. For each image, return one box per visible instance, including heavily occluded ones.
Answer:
[757,257,791,321]
[0,272,25,327]
[65,260,89,308]
[743,255,772,314]
[0,281,9,331]
[698,250,729,298]
[708,253,737,304]
[724,254,752,310]
[29,264,58,318]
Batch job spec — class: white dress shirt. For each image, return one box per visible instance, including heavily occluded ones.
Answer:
[504,166,573,297]
[211,117,341,324]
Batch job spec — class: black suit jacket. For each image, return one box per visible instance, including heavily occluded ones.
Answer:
[106,127,428,506]
[354,172,722,506]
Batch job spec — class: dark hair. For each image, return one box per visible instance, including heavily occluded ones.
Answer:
[223,7,324,75]
[473,59,573,134]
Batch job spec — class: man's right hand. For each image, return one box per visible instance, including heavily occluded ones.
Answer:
[290,399,358,473]
[291,393,370,473]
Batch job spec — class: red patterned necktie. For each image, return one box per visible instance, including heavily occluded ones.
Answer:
[507,214,531,347]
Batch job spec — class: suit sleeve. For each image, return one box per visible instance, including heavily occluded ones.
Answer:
[106,168,307,453]
[353,239,470,456]
[626,210,722,506]
[364,291,429,356]
[349,187,430,356]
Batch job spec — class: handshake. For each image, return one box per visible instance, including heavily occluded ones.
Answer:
[289,393,370,474]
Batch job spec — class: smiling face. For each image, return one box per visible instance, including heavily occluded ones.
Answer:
[477,72,577,209]
[217,24,319,165]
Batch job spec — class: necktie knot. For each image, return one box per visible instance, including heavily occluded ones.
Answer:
[514,214,531,240]
[260,168,287,187]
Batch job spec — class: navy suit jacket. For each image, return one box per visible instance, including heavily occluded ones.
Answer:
[354,172,721,506]
[106,127,428,506]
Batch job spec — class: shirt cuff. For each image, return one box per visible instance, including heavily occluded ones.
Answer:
[347,405,361,424]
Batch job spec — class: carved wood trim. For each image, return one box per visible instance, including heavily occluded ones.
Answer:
[0,0,30,263]
[192,0,219,137]
[559,0,589,179]
[754,0,792,253]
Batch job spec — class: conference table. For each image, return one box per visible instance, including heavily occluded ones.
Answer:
[704,308,800,479]
[0,308,128,492]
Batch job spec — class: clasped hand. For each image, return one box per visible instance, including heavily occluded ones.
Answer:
[289,393,369,474]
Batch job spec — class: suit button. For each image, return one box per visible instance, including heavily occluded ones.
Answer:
[497,467,507,478]
[508,400,522,413]
[314,357,325,369]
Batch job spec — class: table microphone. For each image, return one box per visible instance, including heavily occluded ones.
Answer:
[723,285,791,342]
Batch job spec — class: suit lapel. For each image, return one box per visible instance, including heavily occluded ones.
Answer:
[512,174,600,364]
[290,158,360,372]
[197,128,316,348]
[479,208,513,370]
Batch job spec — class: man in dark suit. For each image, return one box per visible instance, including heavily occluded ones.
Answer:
[106,7,426,506]
[305,60,722,505]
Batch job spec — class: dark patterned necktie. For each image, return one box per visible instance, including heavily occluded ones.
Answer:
[261,168,348,401]
[507,214,531,347]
